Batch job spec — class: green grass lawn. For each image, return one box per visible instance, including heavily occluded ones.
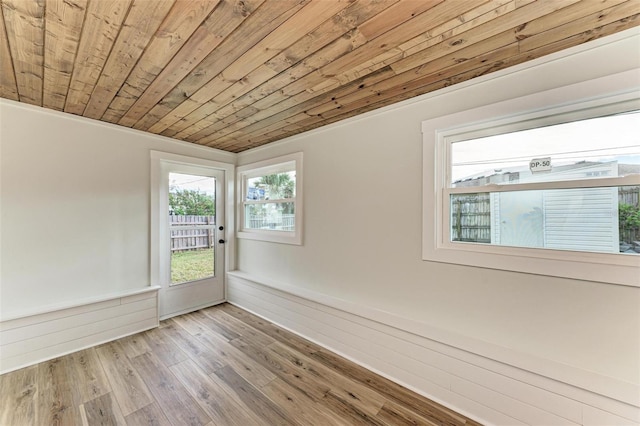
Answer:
[171,248,214,284]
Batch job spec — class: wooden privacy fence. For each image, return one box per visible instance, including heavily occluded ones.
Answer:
[619,186,640,244]
[451,187,640,245]
[619,186,639,207]
[170,215,215,252]
[450,194,491,243]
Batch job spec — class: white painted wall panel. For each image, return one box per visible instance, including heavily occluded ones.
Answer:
[235,29,640,395]
[228,273,640,426]
[583,406,640,426]
[449,376,579,426]
[0,100,234,319]
[0,289,159,374]
[0,297,155,345]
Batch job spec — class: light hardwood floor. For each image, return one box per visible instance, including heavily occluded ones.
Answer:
[0,303,482,426]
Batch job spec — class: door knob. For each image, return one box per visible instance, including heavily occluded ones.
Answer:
[219,239,226,244]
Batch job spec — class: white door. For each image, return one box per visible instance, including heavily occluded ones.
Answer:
[157,163,226,319]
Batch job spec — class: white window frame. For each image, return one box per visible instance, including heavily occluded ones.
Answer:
[237,152,303,245]
[423,90,640,287]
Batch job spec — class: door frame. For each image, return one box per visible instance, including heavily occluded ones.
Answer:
[150,151,235,319]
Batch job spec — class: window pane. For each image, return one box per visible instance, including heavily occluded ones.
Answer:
[451,111,640,187]
[451,186,639,255]
[246,171,295,200]
[169,173,216,284]
[244,202,295,231]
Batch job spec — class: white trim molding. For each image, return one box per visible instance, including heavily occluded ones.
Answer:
[0,287,160,374]
[227,271,640,426]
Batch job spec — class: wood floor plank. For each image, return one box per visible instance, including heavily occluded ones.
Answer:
[95,341,154,416]
[202,305,275,347]
[140,323,189,367]
[0,303,482,426]
[130,351,211,426]
[35,356,83,425]
[80,392,127,426]
[170,358,265,426]
[311,348,469,426]
[65,347,111,404]
[124,402,172,426]
[230,337,330,401]
[267,340,388,418]
[162,318,226,374]
[193,322,277,387]
[321,390,388,426]
[118,333,152,359]
[261,377,352,426]
[376,400,441,426]
[0,365,37,425]
[213,364,298,426]
[220,303,322,356]
[186,309,242,341]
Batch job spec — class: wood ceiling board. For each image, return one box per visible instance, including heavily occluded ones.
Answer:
[0,3,18,101]
[116,0,253,127]
[1,0,639,152]
[397,0,516,58]
[197,0,501,143]
[181,28,372,141]
[83,0,176,120]
[172,2,508,143]
[241,14,640,152]
[64,0,132,115]
[389,0,581,75]
[42,0,87,110]
[202,0,606,149]
[101,0,220,124]
[317,0,491,81]
[217,9,632,151]
[155,0,392,139]
[146,0,351,135]
[518,0,640,51]
[126,0,298,130]
[2,0,45,105]
[206,66,399,149]
[357,0,445,41]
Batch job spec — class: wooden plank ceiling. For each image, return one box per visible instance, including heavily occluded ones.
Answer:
[1,0,639,153]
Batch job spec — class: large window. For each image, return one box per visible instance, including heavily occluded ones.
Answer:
[237,152,303,245]
[423,91,640,286]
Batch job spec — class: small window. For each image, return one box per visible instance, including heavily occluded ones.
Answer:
[423,92,640,287]
[237,153,303,245]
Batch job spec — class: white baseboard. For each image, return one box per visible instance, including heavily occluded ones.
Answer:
[0,287,160,374]
[227,272,640,426]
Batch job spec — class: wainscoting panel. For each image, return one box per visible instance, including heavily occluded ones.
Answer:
[227,272,639,426]
[0,287,160,374]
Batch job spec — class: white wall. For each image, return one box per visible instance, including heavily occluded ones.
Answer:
[0,102,234,319]
[235,27,640,406]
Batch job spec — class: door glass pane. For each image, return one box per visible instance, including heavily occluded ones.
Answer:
[169,172,216,285]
